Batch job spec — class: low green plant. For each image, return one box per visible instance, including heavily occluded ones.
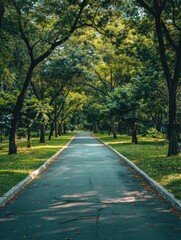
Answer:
[146,127,166,139]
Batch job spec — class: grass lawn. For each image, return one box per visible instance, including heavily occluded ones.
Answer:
[95,133,181,200]
[0,132,75,197]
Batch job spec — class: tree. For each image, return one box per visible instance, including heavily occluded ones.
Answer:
[19,97,42,147]
[6,0,89,154]
[4,0,112,154]
[106,85,139,142]
[135,0,181,155]
[30,47,87,139]
[73,16,149,138]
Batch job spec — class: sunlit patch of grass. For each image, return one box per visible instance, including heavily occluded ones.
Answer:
[0,133,75,196]
[96,133,181,200]
[106,141,130,145]
[31,145,64,149]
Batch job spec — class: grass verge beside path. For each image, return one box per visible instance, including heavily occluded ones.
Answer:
[95,133,181,201]
[0,133,74,197]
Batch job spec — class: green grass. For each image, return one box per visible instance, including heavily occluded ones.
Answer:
[0,133,75,196]
[95,133,181,200]
[1,132,180,201]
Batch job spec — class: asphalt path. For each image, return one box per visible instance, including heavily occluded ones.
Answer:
[0,132,181,240]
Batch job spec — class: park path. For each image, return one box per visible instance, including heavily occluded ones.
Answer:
[0,132,180,240]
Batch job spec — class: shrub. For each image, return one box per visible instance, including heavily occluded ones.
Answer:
[146,128,165,139]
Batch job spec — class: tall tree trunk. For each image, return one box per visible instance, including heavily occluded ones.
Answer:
[154,3,179,155]
[48,121,54,140]
[9,117,18,154]
[156,115,163,132]
[40,124,45,143]
[0,128,2,142]
[58,123,62,136]
[111,118,117,139]
[8,64,34,154]
[132,123,138,144]
[55,120,58,137]
[7,0,88,154]
[27,127,31,148]
[63,123,66,135]
[168,90,178,156]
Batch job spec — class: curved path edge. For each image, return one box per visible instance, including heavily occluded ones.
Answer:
[0,135,75,208]
[94,134,181,213]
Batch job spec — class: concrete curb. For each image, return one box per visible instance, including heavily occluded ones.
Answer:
[94,134,181,213]
[0,135,75,208]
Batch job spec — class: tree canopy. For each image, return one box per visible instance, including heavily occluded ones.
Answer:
[0,0,180,156]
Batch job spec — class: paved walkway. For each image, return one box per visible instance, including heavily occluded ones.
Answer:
[0,132,180,240]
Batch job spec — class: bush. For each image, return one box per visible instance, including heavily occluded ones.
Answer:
[146,128,165,139]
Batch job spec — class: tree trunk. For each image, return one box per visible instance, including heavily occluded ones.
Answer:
[58,123,62,136]
[63,123,66,135]
[152,114,163,132]
[0,129,2,142]
[55,120,58,137]
[108,128,111,135]
[7,0,88,154]
[27,127,31,148]
[9,117,18,154]
[40,124,45,143]
[168,91,178,156]
[132,124,138,144]
[113,131,117,139]
[48,121,54,140]
[111,119,117,139]
[156,115,163,132]
[8,64,35,154]
[154,5,179,155]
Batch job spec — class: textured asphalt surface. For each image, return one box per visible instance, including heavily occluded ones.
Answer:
[0,132,181,240]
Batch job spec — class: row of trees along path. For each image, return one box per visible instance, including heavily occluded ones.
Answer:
[0,0,180,156]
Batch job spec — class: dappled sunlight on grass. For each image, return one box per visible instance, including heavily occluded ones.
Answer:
[0,169,30,174]
[0,145,9,156]
[0,133,75,196]
[161,174,181,185]
[95,133,181,200]
[161,174,181,199]
[106,141,130,145]
[31,145,64,150]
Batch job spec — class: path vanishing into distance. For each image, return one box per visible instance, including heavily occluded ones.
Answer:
[0,132,181,240]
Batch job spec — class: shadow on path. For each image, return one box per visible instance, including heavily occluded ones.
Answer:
[0,132,180,240]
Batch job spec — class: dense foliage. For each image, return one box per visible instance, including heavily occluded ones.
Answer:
[0,0,180,156]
